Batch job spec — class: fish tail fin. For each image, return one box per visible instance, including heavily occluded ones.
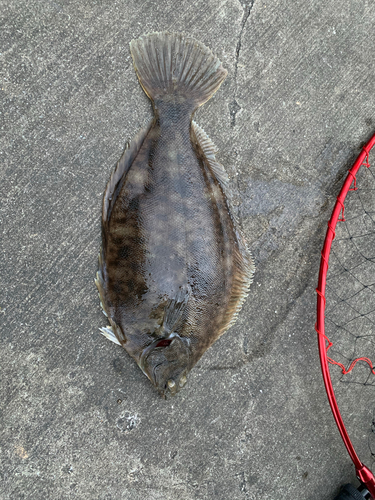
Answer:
[130,32,227,107]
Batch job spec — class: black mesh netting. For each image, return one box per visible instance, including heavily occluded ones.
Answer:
[324,146,375,465]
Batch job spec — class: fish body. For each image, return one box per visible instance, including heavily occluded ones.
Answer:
[96,32,254,397]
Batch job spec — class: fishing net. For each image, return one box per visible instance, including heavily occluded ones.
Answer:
[324,149,375,381]
[316,134,375,496]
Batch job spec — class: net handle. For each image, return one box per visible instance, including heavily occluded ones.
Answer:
[316,133,375,497]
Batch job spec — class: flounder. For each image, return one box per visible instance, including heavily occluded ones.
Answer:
[95,32,254,397]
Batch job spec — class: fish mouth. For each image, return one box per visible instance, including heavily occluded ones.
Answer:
[138,336,174,374]
[138,335,190,396]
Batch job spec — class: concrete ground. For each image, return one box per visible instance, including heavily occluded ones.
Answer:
[1,0,375,499]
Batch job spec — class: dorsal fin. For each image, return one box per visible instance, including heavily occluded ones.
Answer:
[102,123,151,226]
[99,125,151,330]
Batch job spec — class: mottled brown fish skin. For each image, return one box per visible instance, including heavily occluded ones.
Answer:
[97,32,254,397]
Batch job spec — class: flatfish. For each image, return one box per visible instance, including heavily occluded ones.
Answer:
[95,32,254,397]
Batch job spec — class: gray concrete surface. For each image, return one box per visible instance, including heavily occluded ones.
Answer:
[1,0,375,498]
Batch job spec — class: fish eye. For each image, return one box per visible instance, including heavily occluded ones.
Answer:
[167,379,176,389]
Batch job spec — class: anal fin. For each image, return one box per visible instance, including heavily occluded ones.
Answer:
[192,120,255,334]
[192,121,230,190]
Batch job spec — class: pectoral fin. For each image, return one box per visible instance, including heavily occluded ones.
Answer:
[160,284,191,336]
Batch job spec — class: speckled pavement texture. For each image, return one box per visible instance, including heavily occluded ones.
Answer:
[1,1,375,499]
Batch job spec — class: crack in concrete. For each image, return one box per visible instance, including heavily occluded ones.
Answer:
[234,0,255,84]
[231,0,255,127]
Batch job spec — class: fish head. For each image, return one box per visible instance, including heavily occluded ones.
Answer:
[139,335,190,397]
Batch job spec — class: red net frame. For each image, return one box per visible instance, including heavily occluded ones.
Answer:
[316,133,375,497]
